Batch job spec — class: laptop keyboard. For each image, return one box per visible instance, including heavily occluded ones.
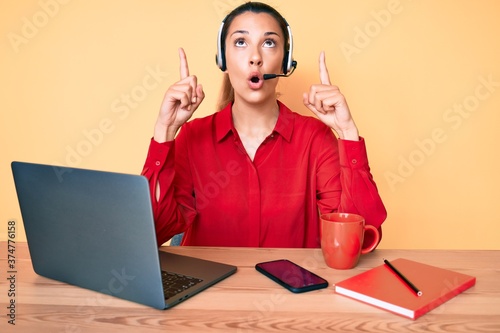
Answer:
[162,271,203,300]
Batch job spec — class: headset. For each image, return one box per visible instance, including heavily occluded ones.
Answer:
[215,16,296,75]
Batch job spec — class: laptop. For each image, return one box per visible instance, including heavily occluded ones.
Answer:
[11,161,237,310]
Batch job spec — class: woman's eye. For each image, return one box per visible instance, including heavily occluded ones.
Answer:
[235,38,246,47]
[263,39,276,48]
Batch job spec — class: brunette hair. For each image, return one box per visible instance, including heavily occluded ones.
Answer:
[216,2,289,111]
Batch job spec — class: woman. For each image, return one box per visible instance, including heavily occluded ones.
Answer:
[142,2,387,247]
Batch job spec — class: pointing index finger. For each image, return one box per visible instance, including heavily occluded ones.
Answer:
[319,51,331,85]
[179,47,190,79]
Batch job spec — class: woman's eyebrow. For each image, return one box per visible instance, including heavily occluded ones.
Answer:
[230,30,281,38]
[231,30,249,36]
[264,31,280,38]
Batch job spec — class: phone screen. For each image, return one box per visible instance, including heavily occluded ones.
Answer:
[255,259,328,292]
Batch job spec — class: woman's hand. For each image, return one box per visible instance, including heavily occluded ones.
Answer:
[154,48,205,142]
[303,51,359,141]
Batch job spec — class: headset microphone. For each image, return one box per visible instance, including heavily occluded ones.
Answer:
[263,61,297,80]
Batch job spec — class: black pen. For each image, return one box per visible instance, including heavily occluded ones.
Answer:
[383,259,423,297]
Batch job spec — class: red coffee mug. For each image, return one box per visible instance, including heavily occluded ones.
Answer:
[320,213,380,269]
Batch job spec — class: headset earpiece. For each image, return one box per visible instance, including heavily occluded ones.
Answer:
[215,19,227,71]
[282,22,295,74]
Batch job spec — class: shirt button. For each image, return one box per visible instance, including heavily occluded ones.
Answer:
[351,159,357,164]
[155,161,161,166]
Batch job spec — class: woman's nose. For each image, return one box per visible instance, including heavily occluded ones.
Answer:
[249,48,262,67]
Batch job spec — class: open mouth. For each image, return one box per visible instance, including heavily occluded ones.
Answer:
[247,71,264,89]
[248,73,263,89]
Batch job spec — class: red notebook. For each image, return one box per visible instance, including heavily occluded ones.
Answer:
[334,258,476,320]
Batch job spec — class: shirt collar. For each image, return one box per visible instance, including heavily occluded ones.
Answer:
[215,100,294,143]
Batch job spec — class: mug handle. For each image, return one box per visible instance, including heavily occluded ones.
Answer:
[360,225,380,254]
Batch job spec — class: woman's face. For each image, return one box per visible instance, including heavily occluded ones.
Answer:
[224,12,285,105]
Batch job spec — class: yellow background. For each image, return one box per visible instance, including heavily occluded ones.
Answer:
[2,0,499,249]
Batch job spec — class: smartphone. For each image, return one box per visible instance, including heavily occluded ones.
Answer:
[255,259,328,293]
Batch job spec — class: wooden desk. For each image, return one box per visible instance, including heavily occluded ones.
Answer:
[1,242,499,333]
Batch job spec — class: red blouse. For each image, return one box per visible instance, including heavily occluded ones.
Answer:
[142,101,386,247]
